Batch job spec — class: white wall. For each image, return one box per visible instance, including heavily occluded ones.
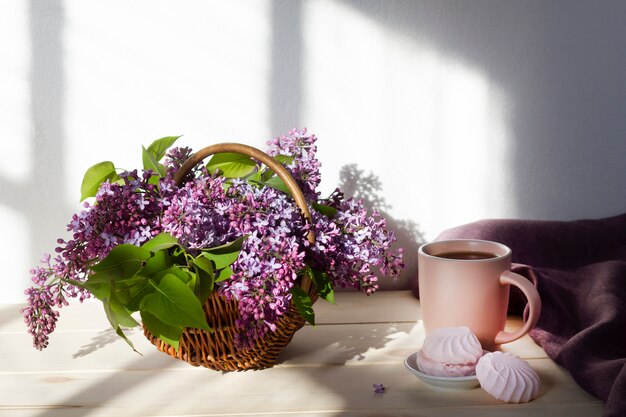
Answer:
[2,0,626,302]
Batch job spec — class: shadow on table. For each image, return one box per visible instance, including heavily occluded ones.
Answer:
[277,321,428,415]
[32,350,187,417]
[277,156,428,409]
[72,327,140,358]
[279,322,414,365]
[275,163,426,408]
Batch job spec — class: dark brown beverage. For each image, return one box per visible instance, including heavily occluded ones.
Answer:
[435,251,498,260]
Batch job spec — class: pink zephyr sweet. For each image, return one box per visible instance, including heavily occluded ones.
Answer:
[416,326,483,377]
[476,351,541,403]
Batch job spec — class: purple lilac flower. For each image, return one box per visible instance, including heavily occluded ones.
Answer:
[24,130,405,351]
[310,198,404,295]
[267,128,321,202]
[164,146,198,182]
[218,180,309,348]
[159,171,235,250]
[373,383,386,394]
[68,170,164,256]
[22,170,166,349]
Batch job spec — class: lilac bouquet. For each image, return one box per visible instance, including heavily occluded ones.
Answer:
[23,129,404,352]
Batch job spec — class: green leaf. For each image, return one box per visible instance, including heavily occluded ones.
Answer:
[149,266,191,284]
[247,170,263,183]
[142,146,167,178]
[273,154,294,166]
[146,136,181,162]
[261,167,275,182]
[170,246,187,264]
[309,268,335,304]
[141,274,211,330]
[256,155,294,182]
[126,280,154,312]
[80,161,120,201]
[203,235,247,254]
[103,292,140,328]
[91,244,151,278]
[206,152,256,178]
[115,325,140,353]
[69,272,113,301]
[290,286,315,326]
[192,254,214,278]
[200,252,239,271]
[142,233,179,253]
[263,176,292,195]
[113,286,132,305]
[312,202,338,218]
[140,251,173,277]
[191,256,214,304]
[114,274,149,289]
[72,273,141,353]
[201,235,247,269]
[140,310,183,350]
[215,266,234,283]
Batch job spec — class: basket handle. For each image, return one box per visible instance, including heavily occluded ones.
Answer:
[173,142,315,245]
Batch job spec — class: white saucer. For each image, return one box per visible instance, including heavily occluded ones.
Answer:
[404,352,481,391]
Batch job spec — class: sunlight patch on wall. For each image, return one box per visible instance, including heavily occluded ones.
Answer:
[303,0,512,239]
[434,64,511,231]
[62,0,272,198]
[0,1,31,182]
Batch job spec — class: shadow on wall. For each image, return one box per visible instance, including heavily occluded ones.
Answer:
[339,164,425,292]
[270,0,303,135]
[339,0,626,221]
[0,0,71,303]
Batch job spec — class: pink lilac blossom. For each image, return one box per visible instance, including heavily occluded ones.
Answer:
[23,130,404,350]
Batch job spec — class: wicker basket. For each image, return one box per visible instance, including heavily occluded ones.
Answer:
[142,143,317,371]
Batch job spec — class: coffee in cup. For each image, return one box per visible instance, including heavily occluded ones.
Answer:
[418,239,541,350]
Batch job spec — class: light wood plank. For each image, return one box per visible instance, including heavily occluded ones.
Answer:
[0,320,547,374]
[2,291,541,359]
[0,291,601,417]
[313,290,423,324]
[0,359,602,417]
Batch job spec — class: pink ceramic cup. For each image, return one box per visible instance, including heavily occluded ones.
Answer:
[418,239,541,351]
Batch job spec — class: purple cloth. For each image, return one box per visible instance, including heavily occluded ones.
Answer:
[420,214,626,417]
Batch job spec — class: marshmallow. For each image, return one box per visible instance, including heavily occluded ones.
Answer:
[476,351,541,403]
[416,327,483,377]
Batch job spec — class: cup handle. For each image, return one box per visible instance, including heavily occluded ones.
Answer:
[494,270,542,345]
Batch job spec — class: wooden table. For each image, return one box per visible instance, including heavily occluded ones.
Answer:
[0,291,604,416]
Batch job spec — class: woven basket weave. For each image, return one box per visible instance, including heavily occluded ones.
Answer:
[142,143,317,371]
